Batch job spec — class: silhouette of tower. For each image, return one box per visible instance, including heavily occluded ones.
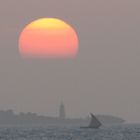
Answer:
[59,102,66,119]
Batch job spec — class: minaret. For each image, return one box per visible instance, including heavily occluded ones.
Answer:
[59,102,66,120]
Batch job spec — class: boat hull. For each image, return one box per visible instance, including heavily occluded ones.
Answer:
[80,126,100,129]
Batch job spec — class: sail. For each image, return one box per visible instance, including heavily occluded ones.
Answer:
[88,113,102,128]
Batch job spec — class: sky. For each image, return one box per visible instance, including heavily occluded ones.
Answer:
[0,0,140,122]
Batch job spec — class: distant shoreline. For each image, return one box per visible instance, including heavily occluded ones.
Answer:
[0,109,125,126]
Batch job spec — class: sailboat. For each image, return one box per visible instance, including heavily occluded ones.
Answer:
[80,113,102,129]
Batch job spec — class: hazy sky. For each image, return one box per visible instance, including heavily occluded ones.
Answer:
[0,0,140,122]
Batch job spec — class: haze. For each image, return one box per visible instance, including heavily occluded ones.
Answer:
[0,0,140,122]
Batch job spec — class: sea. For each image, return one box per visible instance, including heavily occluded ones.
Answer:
[0,124,140,140]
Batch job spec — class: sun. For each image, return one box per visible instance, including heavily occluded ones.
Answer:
[19,18,79,58]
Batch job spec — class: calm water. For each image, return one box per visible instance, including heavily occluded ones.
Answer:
[0,124,140,140]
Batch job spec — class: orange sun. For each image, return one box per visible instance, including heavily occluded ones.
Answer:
[19,18,79,58]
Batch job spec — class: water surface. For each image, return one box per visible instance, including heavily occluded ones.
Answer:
[0,124,140,140]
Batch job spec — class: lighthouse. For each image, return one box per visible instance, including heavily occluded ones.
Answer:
[59,102,66,120]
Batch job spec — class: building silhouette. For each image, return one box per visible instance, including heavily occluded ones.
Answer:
[59,102,66,119]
